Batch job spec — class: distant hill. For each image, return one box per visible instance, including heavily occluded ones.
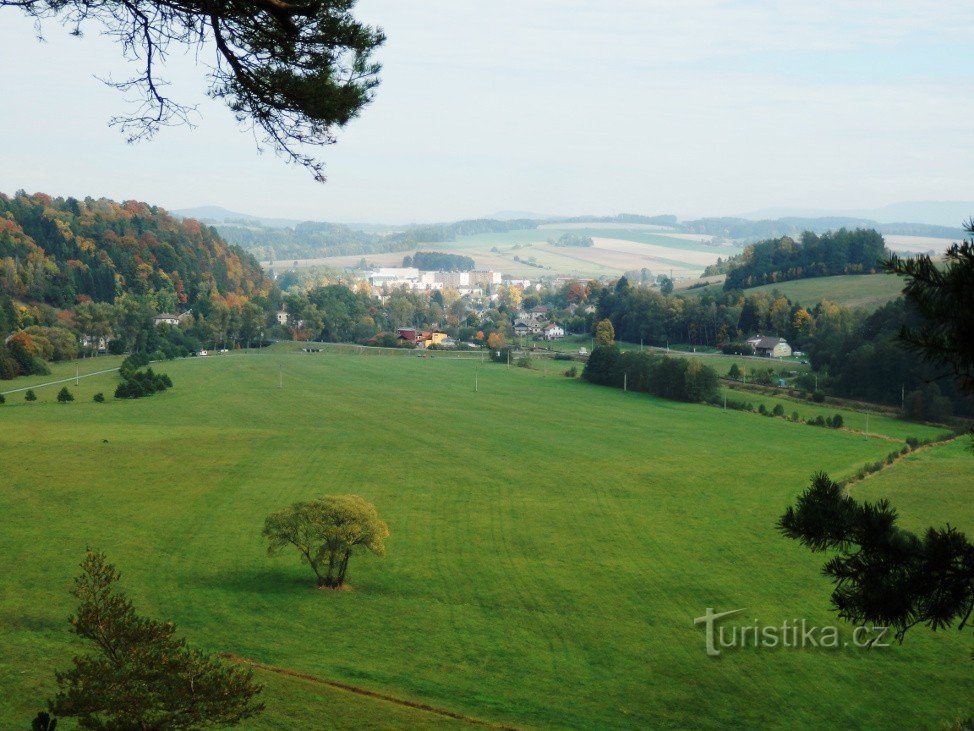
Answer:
[739,201,974,228]
[682,216,963,241]
[172,205,303,229]
[0,192,270,308]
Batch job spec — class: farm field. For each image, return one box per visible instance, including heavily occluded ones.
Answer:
[742,274,904,310]
[270,226,741,280]
[676,273,904,311]
[0,350,971,729]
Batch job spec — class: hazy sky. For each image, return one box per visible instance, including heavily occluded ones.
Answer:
[1,1,972,223]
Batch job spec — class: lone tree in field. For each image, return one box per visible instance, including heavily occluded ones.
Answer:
[3,0,385,180]
[264,495,389,588]
[780,222,974,644]
[25,389,37,401]
[595,318,615,346]
[56,387,74,403]
[49,550,264,728]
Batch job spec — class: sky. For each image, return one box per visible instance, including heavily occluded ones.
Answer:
[1,1,973,223]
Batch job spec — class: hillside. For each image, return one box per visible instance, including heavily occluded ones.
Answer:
[742,273,904,310]
[0,350,968,728]
[0,192,270,308]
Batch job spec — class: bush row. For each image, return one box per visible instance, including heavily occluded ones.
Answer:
[583,346,719,403]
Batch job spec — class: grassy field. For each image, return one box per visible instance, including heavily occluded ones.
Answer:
[743,274,904,310]
[717,386,948,442]
[0,350,971,729]
[678,274,904,311]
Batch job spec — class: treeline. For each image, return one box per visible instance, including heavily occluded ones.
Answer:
[550,232,593,248]
[582,345,719,402]
[682,216,963,241]
[218,221,410,262]
[804,297,973,419]
[403,251,475,271]
[582,274,973,418]
[0,192,269,308]
[723,229,886,290]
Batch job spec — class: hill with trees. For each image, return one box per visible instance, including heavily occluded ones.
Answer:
[721,228,887,290]
[0,191,270,309]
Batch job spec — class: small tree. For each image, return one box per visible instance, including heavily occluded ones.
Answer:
[49,551,264,728]
[594,318,615,346]
[56,387,74,403]
[779,472,973,643]
[727,363,741,380]
[25,389,37,401]
[0,393,5,404]
[93,392,105,403]
[31,711,56,730]
[264,495,389,588]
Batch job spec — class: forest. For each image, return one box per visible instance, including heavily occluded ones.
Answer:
[0,192,269,308]
[722,228,887,289]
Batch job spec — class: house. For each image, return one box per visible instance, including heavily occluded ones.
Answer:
[513,321,531,337]
[542,323,564,340]
[396,327,419,343]
[746,335,792,358]
[276,310,289,325]
[415,330,449,349]
[153,311,191,327]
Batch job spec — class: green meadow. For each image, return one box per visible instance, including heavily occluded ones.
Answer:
[1,350,971,729]
[680,274,903,312]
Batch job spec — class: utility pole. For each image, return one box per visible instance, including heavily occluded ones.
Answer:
[624,372,627,392]
[75,365,79,386]
[865,413,869,437]
[475,369,479,392]
[279,364,283,389]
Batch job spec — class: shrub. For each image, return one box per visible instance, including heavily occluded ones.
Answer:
[516,355,533,369]
[56,387,74,403]
[811,391,825,403]
[772,404,785,417]
[758,403,768,415]
[791,411,800,422]
[93,392,105,403]
[115,367,172,399]
[831,413,843,428]
[25,389,37,401]
[0,393,4,404]
[906,437,920,450]
[564,365,578,378]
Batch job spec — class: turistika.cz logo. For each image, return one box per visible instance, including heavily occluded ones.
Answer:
[693,608,892,656]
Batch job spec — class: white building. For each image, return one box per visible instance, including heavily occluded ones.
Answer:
[542,323,565,340]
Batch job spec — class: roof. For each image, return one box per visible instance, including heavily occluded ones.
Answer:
[543,323,562,330]
[747,335,788,349]
[154,313,180,320]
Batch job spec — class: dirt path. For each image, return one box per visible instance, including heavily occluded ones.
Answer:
[219,653,520,729]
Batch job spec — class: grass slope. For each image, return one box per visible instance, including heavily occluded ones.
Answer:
[743,274,903,310]
[0,351,970,728]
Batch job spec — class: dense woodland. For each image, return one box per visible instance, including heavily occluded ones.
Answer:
[720,229,887,289]
[0,192,268,307]
[403,251,475,271]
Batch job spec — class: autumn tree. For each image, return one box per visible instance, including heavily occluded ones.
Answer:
[48,550,264,728]
[595,318,615,346]
[263,495,389,589]
[4,0,385,179]
[486,331,506,350]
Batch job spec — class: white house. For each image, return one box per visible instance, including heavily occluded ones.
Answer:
[542,323,565,340]
[746,335,792,358]
[276,310,289,325]
[153,311,191,327]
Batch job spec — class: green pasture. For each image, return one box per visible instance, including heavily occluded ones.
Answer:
[0,350,970,728]
[717,386,948,442]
